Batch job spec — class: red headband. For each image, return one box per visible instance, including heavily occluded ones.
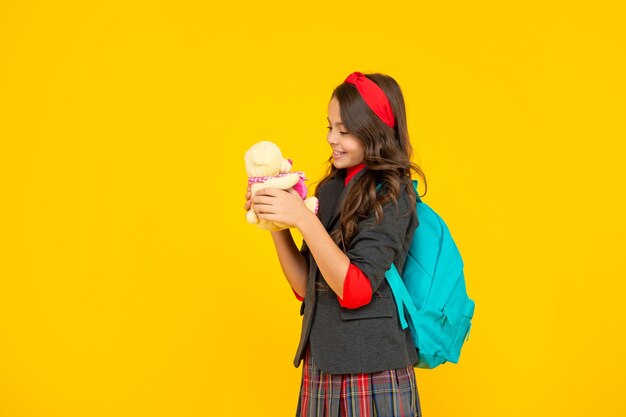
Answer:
[344,71,395,128]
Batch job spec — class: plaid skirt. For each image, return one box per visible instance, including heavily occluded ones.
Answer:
[296,345,422,417]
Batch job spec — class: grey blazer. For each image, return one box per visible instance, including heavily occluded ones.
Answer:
[293,167,420,374]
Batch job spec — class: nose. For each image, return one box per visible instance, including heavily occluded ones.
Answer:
[327,130,338,145]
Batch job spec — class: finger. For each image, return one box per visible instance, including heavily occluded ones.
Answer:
[287,188,301,197]
[255,187,280,197]
[243,200,251,210]
[254,204,276,215]
[257,212,279,221]
[252,194,276,205]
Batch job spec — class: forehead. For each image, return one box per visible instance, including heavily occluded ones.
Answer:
[327,117,344,127]
[327,97,344,126]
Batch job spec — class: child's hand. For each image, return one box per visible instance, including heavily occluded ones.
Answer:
[243,186,252,211]
[252,187,311,229]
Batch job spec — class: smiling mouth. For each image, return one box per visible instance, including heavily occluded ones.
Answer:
[333,150,347,157]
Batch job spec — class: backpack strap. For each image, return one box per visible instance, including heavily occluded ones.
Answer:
[413,180,422,203]
[386,264,417,330]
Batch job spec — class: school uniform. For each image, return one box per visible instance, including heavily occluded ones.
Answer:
[294,166,422,417]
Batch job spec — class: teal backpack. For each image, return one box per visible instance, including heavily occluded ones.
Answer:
[383,180,475,369]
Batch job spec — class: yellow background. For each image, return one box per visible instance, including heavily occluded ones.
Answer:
[1,1,625,416]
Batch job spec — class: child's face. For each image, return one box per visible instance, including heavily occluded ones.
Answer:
[326,96,365,169]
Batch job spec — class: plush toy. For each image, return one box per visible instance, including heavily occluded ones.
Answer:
[245,141,319,231]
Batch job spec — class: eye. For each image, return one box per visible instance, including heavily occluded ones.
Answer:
[326,125,349,135]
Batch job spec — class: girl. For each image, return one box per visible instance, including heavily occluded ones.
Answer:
[244,71,428,417]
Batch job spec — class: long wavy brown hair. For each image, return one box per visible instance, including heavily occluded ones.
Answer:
[314,73,428,250]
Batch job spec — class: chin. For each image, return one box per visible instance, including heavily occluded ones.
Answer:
[333,160,356,170]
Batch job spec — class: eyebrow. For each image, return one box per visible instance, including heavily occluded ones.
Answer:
[326,117,344,127]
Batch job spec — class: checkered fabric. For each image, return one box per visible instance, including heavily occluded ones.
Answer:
[296,346,422,417]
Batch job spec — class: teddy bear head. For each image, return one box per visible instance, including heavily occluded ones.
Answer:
[244,141,292,177]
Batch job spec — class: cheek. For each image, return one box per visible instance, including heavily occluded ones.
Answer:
[345,138,363,154]
[350,142,365,157]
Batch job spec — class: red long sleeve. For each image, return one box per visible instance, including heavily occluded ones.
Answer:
[293,288,304,301]
[292,264,373,308]
[337,263,373,309]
